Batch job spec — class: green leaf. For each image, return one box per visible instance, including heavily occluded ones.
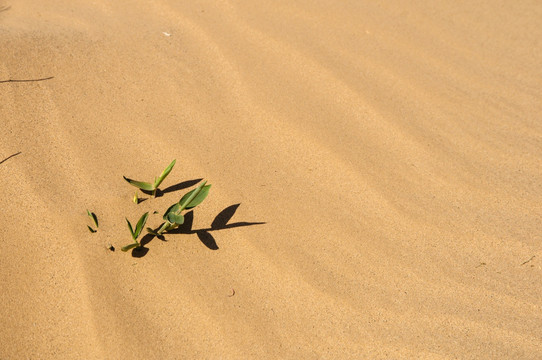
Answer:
[167,212,184,225]
[121,243,139,252]
[187,184,210,209]
[153,159,176,189]
[87,225,96,233]
[123,176,155,191]
[179,183,211,210]
[134,212,149,238]
[163,202,180,220]
[126,218,135,239]
[87,210,98,228]
[133,191,139,204]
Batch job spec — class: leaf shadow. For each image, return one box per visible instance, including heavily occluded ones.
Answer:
[131,246,149,258]
[140,232,159,247]
[137,204,265,256]
[0,5,11,13]
[132,233,155,257]
[155,178,203,197]
[135,178,202,198]
[169,203,266,250]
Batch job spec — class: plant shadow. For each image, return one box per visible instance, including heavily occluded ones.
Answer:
[131,234,154,257]
[161,178,203,195]
[169,203,266,249]
[131,246,149,258]
[135,203,265,257]
[138,178,203,198]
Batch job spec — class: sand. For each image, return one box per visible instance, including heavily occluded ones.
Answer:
[1,1,541,358]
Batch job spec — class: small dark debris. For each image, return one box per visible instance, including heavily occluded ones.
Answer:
[520,256,535,266]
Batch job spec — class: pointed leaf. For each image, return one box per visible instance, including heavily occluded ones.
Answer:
[121,243,139,252]
[87,225,96,233]
[179,182,205,208]
[163,202,180,220]
[87,210,98,228]
[179,184,211,210]
[153,159,176,189]
[126,218,135,239]
[123,176,155,191]
[133,191,139,204]
[187,184,210,209]
[167,212,184,225]
[134,212,149,238]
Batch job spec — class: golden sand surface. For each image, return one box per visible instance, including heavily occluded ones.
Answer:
[1,1,541,358]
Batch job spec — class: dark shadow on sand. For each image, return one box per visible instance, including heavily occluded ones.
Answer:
[169,204,266,250]
[158,178,203,197]
[132,178,203,198]
[135,204,265,257]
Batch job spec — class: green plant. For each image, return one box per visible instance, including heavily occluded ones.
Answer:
[87,210,98,233]
[121,212,149,252]
[123,159,176,197]
[147,180,211,236]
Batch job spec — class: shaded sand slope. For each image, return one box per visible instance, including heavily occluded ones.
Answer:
[1,0,541,358]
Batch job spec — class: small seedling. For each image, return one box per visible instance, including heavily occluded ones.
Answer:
[87,210,98,233]
[148,180,211,236]
[133,190,139,204]
[121,212,149,252]
[123,159,176,197]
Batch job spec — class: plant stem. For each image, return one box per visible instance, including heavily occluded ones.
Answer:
[157,221,171,235]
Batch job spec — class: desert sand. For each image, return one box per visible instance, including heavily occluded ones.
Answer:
[1,1,541,359]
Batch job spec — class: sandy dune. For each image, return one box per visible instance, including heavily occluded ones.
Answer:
[1,1,541,358]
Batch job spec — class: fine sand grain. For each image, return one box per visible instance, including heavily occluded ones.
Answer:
[1,1,541,359]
